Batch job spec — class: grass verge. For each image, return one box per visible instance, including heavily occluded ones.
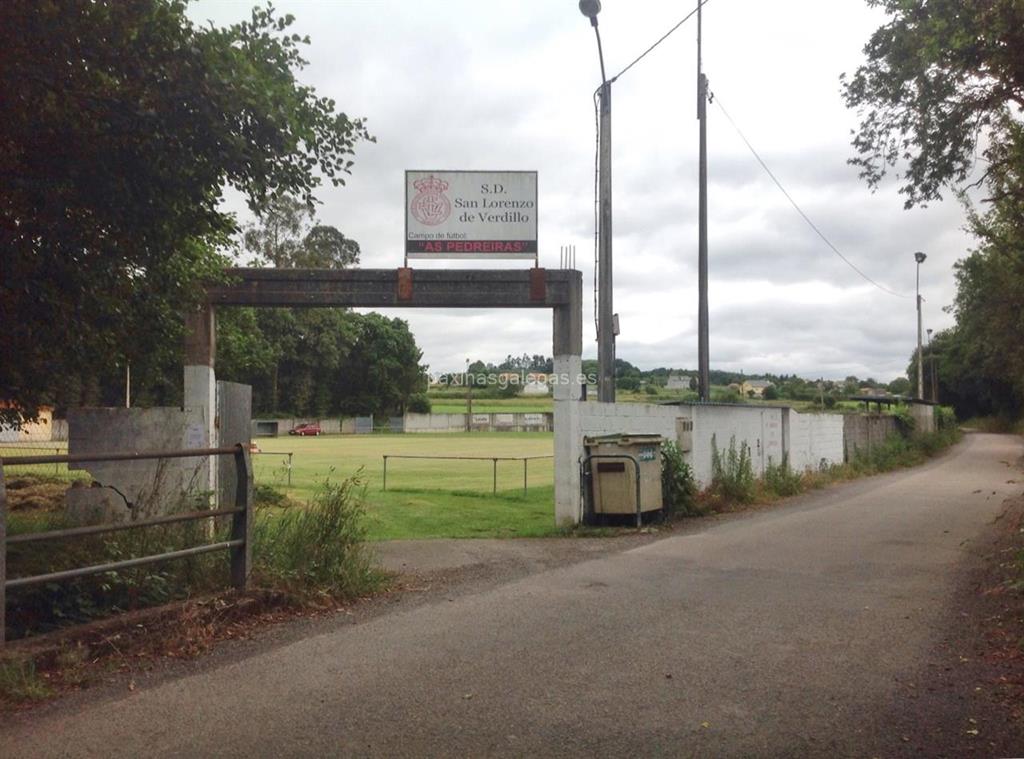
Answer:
[697,427,964,514]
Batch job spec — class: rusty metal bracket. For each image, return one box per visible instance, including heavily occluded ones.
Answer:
[530,267,546,302]
[397,267,414,302]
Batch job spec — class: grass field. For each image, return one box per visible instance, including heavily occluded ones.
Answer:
[253,433,556,541]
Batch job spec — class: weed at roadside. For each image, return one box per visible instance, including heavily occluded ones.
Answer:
[710,435,756,504]
[0,657,53,703]
[251,473,386,599]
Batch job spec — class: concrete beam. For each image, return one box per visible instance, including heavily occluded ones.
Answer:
[193,267,586,525]
[207,268,578,309]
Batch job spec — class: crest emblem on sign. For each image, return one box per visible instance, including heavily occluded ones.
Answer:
[410,175,451,226]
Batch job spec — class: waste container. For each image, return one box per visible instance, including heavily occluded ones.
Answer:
[583,434,664,523]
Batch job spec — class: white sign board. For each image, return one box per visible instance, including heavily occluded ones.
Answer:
[406,170,537,259]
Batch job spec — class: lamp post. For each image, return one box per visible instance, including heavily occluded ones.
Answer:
[579,0,615,402]
[914,251,927,400]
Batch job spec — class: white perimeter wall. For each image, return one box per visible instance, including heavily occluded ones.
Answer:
[689,405,783,486]
[783,409,846,473]
[574,402,845,491]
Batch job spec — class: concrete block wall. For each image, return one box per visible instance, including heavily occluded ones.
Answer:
[66,407,205,523]
[404,412,554,433]
[404,413,467,433]
[909,403,936,434]
[688,405,785,485]
[843,414,898,459]
[783,409,844,472]
[578,401,684,441]
[576,402,845,490]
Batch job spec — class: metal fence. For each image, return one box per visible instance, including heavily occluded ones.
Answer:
[0,445,253,646]
[381,454,553,496]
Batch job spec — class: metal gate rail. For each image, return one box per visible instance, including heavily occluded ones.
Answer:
[0,445,253,646]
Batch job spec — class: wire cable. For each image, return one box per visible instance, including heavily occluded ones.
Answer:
[609,0,712,84]
[592,88,601,339]
[590,1,713,340]
[712,92,911,298]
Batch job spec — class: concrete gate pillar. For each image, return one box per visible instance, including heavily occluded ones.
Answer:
[553,291,583,526]
[184,305,217,501]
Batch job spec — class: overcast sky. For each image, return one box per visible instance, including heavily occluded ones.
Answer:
[191,0,974,382]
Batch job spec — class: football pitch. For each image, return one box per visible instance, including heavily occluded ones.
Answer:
[252,432,557,541]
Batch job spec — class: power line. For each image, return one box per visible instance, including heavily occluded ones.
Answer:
[712,92,911,299]
[609,0,712,85]
[591,1,713,340]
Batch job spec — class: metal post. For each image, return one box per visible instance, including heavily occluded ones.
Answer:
[697,0,710,402]
[914,252,926,401]
[466,358,473,431]
[55,447,59,476]
[523,458,528,496]
[287,452,293,488]
[492,458,498,494]
[598,79,615,402]
[921,297,929,399]
[382,455,388,491]
[230,445,252,590]
[1,460,7,646]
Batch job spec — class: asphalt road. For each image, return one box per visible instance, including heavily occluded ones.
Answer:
[3,433,1022,757]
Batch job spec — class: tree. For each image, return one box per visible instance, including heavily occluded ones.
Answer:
[336,315,427,417]
[846,2,1024,420]
[887,377,911,396]
[242,196,360,269]
[0,1,372,426]
[842,0,1024,208]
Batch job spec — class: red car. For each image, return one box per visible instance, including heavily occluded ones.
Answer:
[289,422,321,436]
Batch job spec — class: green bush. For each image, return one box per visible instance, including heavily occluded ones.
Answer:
[407,393,432,413]
[892,406,916,435]
[935,405,958,431]
[710,435,756,503]
[763,454,803,497]
[661,441,699,517]
[251,474,384,598]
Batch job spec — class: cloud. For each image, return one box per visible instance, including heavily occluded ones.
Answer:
[191,0,971,381]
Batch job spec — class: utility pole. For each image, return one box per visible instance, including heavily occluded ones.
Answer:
[598,78,615,402]
[579,1,615,402]
[927,328,937,402]
[697,0,710,402]
[914,251,926,400]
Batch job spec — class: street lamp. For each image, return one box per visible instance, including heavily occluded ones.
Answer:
[914,251,927,400]
[579,0,615,402]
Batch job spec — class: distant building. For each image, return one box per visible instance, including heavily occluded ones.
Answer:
[0,402,54,442]
[740,379,775,399]
[857,387,889,398]
[666,373,694,391]
[521,373,551,396]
